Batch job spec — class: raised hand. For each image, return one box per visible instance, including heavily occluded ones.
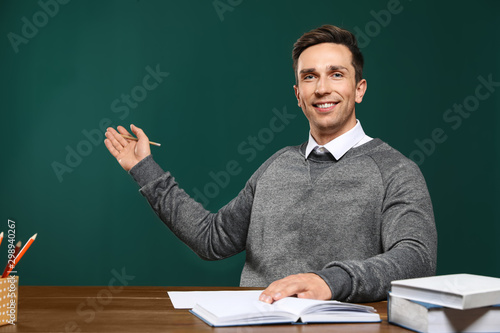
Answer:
[104,124,151,171]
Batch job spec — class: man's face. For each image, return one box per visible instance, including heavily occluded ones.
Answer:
[294,43,367,144]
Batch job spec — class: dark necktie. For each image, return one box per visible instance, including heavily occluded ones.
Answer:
[309,146,335,162]
[315,146,329,154]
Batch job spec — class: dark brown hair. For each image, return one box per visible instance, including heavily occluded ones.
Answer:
[292,25,364,84]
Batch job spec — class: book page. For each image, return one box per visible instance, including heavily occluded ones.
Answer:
[274,297,332,315]
[196,297,297,321]
[168,290,263,309]
[275,297,376,316]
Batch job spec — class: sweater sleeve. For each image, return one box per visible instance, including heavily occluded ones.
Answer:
[128,155,255,260]
[314,155,437,302]
[127,149,290,261]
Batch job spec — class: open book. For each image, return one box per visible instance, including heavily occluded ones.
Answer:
[183,290,380,327]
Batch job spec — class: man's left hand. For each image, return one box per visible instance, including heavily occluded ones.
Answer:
[259,273,332,304]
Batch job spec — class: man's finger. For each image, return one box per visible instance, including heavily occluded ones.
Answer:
[117,125,132,138]
[271,283,303,301]
[104,139,120,158]
[105,130,124,153]
[109,126,130,146]
[260,280,299,303]
[260,273,331,304]
[297,291,313,299]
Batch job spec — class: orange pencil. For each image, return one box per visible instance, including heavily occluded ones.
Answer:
[2,233,37,278]
[1,241,21,278]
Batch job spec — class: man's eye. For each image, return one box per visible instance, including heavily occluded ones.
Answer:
[333,73,343,78]
[304,75,315,80]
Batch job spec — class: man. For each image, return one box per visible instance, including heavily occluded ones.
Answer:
[104,25,437,303]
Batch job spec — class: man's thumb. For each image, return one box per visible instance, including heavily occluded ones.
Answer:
[131,124,148,140]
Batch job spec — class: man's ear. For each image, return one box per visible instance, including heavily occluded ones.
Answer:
[294,84,301,107]
[355,79,367,103]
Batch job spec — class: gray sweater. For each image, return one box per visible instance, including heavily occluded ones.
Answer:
[129,138,437,302]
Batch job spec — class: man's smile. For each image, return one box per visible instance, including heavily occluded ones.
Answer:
[313,101,339,112]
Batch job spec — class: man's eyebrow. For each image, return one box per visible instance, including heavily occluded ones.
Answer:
[299,65,349,75]
[328,65,349,72]
[299,68,316,74]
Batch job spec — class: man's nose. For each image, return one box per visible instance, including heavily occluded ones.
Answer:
[315,77,331,95]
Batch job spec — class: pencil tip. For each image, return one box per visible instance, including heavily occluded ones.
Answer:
[32,233,38,240]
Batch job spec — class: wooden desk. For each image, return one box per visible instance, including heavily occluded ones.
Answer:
[0,286,410,332]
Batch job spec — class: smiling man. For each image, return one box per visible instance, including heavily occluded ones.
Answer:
[105,25,437,303]
[295,42,365,145]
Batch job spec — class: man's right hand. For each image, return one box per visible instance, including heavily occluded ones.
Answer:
[104,124,151,171]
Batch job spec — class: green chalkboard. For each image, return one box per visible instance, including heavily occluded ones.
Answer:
[1,0,499,287]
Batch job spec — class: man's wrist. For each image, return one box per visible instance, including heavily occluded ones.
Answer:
[307,273,332,300]
[128,154,164,187]
[313,267,352,301]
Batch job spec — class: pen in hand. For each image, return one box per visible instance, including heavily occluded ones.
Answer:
[120,134,161,147]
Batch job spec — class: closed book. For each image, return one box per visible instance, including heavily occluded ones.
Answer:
[189,291,381,327]
[388,293,500,333]
[391,274,500,310]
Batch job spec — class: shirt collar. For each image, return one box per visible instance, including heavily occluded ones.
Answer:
[305,120,368,160]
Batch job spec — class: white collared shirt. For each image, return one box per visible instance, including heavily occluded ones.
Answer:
[305,120,373,160]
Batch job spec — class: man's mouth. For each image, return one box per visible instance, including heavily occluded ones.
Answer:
[313,102,339,111]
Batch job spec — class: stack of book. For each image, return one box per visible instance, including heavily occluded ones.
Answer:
[388,274,500,333]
